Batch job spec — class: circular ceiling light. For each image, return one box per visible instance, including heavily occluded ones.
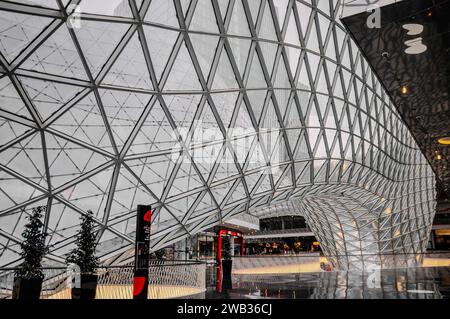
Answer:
[438,137,450,145]
[400,85,409,95]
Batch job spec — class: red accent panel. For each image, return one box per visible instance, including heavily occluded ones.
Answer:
[143,210,152,222]
[217,233,222,262]
[133,276,146,296]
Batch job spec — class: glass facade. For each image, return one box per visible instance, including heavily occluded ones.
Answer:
[0,0,436,270]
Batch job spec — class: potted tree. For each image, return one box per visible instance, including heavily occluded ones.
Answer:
[13,206,48,300]
[66,210,100,300]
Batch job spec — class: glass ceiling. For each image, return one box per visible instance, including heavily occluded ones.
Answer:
[0,0,435,270]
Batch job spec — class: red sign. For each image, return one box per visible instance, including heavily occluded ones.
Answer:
[143,210,152,222]
[133,276,146,297]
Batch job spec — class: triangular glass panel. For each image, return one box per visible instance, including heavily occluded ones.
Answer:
[128,99,179,155]
[285,101,302,128]
[126,154,177,200]
[259,41,278,75]
[165,94,201,130]
[45,132,110,187]
[229,0,251,37]
[224,179,247,205]
[77,0,133,17]
[0,76,31,119]
[189,33,219,80]
[293,131,310,160]
[313,131,328,158]
[261,98,280,130]
[273,0,290,29]
[314,159,328,182]
[285,7,301,46]
[0,117,32,147]
[0,131,47,187]
[274,89,291,120]
[211,91,239,129]
[111,168,158,218]
[247,53,267,88]
[253,173,272,194]
[233,99,255,130]
[212,146,240,183]
[259,4,278,41]
[247,0,261,23]
[212,49,239,90]
[228,37,251,76]
[244,172,262,194]
[274,57,291,89]
[45,201,84,246]
[296,161,311,184]
[297,56,312,91]
[74,20,130,77]
[307,101,320,128]
[276,168,293,189]
[21,24,88,80]
[100,89,152,150]
[0,11,54,63]
[102,33,153,90]
[19,76,84,121]
[143,25,179,81]
[306,17,321,54]
[167,159,204,198]
[0,190,45,229]
[295,1,312,36]
[144,0,180,27]
[246,89,267,123]
[315,62,328,94]
[286,47,301,76]
[306,52,320,83]
[190,0,219,33]
[50,92,115,153]
[164,42,203,91]
[246,138,267,172]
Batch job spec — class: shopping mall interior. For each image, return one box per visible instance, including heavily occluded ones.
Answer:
[0,0,449,302]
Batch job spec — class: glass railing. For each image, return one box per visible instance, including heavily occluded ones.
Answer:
[0,259,206,299]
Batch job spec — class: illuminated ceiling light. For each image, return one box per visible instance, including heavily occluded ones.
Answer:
[438,137,450,145]
[385,207,393,215]
[400,85,409,95]
[426,10,433,17]
[435,151,442,160]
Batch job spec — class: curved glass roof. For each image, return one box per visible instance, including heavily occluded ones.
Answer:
[0,0,435,270]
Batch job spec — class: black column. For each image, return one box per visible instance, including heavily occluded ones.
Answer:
[133,205,152,299]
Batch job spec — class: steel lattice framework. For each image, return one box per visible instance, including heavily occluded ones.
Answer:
[0,0,435,270]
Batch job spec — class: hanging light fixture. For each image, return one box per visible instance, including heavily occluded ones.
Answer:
[438,137,450,145]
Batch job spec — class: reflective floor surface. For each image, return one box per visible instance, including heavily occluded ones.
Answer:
[205,267,450,299]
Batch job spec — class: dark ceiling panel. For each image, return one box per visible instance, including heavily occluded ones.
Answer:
[342,0,450,198]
